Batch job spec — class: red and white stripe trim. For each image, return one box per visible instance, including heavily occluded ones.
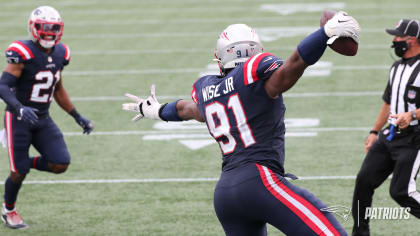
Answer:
[243,52,273,85]
[7,41,34,60]
[191,80,199,104]
[63,43,71,61]
[257,164,339,236]
[5,111,17,173]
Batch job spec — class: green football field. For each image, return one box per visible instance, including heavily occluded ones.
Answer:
[0,0,420,235]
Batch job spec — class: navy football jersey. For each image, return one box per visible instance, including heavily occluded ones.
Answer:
[5,40,70,117]
[192,52,286,174]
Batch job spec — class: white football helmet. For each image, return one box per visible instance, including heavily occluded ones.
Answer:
[28,6,63,49]
[215,24,263,74]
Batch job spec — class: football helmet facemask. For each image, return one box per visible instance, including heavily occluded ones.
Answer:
[28,6,63,49]
[214,24,263,75]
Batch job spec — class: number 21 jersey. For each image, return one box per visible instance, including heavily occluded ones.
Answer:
[5,40,70,117]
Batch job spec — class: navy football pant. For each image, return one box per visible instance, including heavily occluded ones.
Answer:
[4,111,70,174]
[214,163,347,236]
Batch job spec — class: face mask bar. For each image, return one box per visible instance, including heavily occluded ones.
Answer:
[32,21,63,45]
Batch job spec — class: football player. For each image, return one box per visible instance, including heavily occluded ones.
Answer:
[123,12,360,235]
[0,6,93,229]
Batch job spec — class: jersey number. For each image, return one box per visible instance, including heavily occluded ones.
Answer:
[30,70,61,103]
[205,94,256,154]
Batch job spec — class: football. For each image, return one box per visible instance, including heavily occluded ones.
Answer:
[320,10,358,56]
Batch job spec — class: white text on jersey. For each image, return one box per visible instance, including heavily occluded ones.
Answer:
[202,77,234,102]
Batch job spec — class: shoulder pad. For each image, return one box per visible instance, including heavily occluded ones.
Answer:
[58,43,71,66]
[191,78,201,104]
[5,41,34,63]
[242,52,282,85]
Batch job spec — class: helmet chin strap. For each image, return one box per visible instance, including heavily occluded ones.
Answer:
[213,58,224,76]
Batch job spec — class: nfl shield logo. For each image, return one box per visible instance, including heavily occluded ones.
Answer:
[408,89,416,99]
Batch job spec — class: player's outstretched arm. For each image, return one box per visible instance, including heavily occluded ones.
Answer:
[54,77,94,134]
[265,49,307,97]
[176,100,204,122]
[265,11,360,98]
[122,84,204,122]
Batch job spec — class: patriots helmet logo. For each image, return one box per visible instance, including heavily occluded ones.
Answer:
[33,9,42,16]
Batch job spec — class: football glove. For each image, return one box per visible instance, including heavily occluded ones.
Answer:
[74,114,94,134]
[122,84,162,121]
[18,106,39,125]
[324,11,360,45]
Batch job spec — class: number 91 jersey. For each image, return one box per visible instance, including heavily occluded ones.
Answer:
[192,52,286,174]
[5,40,70,117]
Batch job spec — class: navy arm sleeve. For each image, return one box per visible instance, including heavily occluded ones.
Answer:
[0,72,23,113]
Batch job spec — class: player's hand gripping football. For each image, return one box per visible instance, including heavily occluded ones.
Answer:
[324,11,360,44]
[122,84,163,121]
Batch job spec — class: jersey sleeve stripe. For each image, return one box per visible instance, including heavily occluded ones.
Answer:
[192,83,199,104]
[8,41,34,60]
[5,111,17,173]
[251,52,275,82]
[243,53,262,85]
[243,52,274,85]
[63,43,71,61]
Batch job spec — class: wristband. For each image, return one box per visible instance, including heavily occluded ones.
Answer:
[297,27,329,65]
[69,108,81,119]
[0,72,23,113]
[159,100,182,122]
[369,130,379,135]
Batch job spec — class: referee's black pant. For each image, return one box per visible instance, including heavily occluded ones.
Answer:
[352,127,420,235]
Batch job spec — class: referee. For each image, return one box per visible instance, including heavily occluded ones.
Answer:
[352,19,420,236]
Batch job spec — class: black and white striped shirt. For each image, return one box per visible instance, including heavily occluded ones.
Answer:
[383,54,420,126]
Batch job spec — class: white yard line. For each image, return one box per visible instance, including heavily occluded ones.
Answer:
[0,15,412,27]
[0,28,398,41]
[0,175,407,185]
[0,176,359,185]
[62,127,370,137]
[62,65,388,77]
[57,45,392,56]
[71,91,382,102]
